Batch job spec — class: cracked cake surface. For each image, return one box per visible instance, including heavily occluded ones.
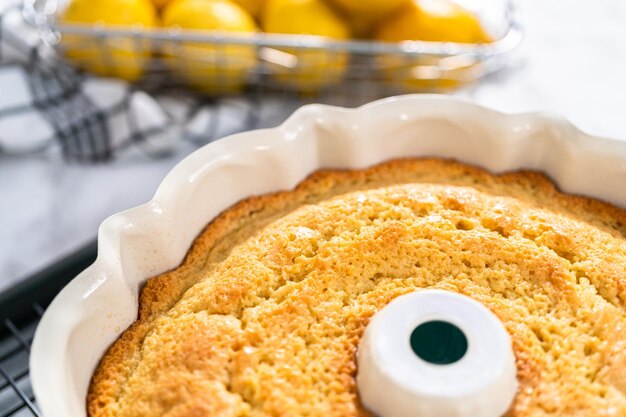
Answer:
[88,159,626,416]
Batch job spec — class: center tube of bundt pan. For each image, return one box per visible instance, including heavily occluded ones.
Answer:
[356,289,518,417]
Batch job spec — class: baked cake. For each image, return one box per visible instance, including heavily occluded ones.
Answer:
[88,159,626,416]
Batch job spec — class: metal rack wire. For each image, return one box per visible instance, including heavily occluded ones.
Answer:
[0,310,41,417]
[0,242,97,417]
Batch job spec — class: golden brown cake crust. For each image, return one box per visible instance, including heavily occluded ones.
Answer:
[88,158,626,417]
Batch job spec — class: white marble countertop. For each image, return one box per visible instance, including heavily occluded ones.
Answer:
[1,0,626,292]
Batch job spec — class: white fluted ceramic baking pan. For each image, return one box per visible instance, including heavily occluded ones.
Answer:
[30,95,626,417]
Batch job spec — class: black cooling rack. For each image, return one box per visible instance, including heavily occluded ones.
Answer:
[0,241,97,417]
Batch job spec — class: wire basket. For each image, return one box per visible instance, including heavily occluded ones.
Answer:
[24,0,522,103]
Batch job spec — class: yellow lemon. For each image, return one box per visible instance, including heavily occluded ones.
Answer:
[60,0,157,82]
[329,0,409,17]
[375,0,492,44]
[162,0,258,94]
[261,0,350,93]
[328,0,409,38]
[230,0,267,17]
[344,14,378,39]
[151,0,174,9]
[374,0,493,91]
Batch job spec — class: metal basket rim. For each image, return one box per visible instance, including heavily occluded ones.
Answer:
[24,0,522,57]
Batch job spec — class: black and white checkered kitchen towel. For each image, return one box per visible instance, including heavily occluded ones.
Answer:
[0,0,262,162]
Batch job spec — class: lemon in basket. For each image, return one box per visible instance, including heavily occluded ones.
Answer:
[151,0,174,8]
[374,0,493,91]
[156,0,265,15]
[260,0,350,94]
[162,0,258,94]
[327,0,410,38]
[231,0,267,17]
[60,0,157,82]
[375,0,492,44]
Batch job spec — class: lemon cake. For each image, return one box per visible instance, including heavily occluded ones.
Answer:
[88,159,626,416]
